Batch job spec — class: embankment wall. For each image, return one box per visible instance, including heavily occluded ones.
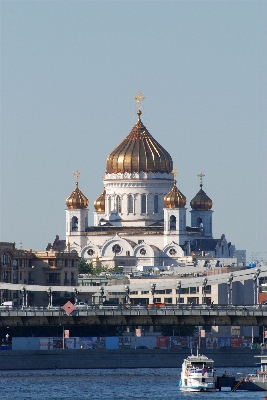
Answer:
[0,348,260,370]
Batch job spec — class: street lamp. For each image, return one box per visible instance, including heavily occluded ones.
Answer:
[99,286,105,305]
[151,283,156,304]
[202,277,208,305]
[176,281,182,305]
[125,285,130,304]
[227,273,234,306]
[73,288,79,304]
[253,268,261,306]
[47,287,52,307]
[21,287,27,307]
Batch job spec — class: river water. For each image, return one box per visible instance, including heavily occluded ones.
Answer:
[0,368,265,399]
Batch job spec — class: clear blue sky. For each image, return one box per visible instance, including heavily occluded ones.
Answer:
[1,1,266,263]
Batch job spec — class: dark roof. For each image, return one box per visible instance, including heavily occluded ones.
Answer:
[183,239,218,252]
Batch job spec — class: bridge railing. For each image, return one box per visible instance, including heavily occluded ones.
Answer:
[0,304,266,316]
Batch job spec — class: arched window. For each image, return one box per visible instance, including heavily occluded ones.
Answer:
[128,195,133,213]
[71,216,78,231]
[141,194,146,213]
[154,195,158,213]
[1,253,11,266]
[170,215,176,230]
[196,217,202,227]
[116,196,121,213]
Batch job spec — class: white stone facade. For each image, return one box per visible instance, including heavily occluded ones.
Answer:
[93,172,173,227]
[64,110,245,267]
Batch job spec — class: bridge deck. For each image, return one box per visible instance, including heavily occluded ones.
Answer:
[0,305,266,326]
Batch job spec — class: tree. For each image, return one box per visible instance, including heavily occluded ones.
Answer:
[78,259,94,274]
[108,266,123,274]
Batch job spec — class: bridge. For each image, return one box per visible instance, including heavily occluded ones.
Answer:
[0,265,266,326]
[1,305,267,326]
[0,264,265,298]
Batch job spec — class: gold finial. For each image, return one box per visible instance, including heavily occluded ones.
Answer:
[74,170,80,186]
[197,171,205,188]
[134,91,145,111]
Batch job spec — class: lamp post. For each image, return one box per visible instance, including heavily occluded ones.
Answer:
[253,268,261,305]
[21,287,28,307]
[100,286,105,305]
[176,281,182,305]
[125,285,130,304]
[202,277,208,305]
[227,273,233,306]
[151,283,156,304]
[74,288,79,304]
[47,287,52,307]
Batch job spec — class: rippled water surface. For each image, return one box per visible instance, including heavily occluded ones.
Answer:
[0,368,265,399]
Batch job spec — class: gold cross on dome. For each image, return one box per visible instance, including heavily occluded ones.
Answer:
[171,168,178,181]
[74,170,80,184]
[134,91,145,111]
[197,171,205,187]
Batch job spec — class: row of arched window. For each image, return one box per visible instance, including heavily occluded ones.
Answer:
[107,194,159,214]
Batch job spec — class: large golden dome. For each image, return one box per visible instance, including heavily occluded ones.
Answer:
[66,183,88,209]
[106,110,173,174]
[164,181,186,208]
[94,189,105,212]
[190,186,212,210]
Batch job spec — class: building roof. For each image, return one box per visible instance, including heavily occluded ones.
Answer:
[106,110,173,174]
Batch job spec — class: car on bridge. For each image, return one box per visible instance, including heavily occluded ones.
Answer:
[74,302,88,309]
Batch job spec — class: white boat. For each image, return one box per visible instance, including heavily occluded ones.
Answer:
[179,350,216,392]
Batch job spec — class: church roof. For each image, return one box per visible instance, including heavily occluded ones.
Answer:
[164,180,186,208]
[150,245,160,251]
[124,239,137,248]
[183,239,218,252]
[190,172,212,211]
[66,182,88,210]
[106,110,173,174]
[190,188,212,210]
[94,189,105,212]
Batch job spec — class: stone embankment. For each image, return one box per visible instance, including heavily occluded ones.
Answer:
[0,348,259,370]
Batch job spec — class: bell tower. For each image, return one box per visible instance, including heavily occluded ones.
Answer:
[190,172,213,237]
[65,171,89,245]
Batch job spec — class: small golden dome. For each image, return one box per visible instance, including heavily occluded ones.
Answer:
[164,181,186,208]
[66,183,88,209]
[106,110,173,174]
[190,186,212,210]
[94,189,106,212]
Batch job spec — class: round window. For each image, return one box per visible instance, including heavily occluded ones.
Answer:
[140,248,147,255]
[169,248,177,255]
[112,244,121,254]
[87,249,94,256]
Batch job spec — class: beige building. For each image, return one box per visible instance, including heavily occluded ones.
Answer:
[0,242,79,306]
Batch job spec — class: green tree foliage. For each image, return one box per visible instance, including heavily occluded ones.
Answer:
[108,266,123,274]
[78,259,94,274]
[78,259,124,276]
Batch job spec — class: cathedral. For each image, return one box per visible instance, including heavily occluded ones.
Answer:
[63,93,242,268]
